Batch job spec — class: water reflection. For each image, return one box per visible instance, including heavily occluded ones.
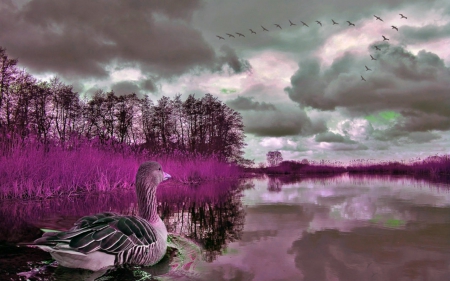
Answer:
[0,180,248,280]
[159,180,247,262]
[1,175,450,280]
[199,175,450,281]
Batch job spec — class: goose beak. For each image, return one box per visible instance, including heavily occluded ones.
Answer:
[163,172,171,181]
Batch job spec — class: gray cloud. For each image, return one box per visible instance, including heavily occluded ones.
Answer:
[399,22,450,44]
[315,131,357,144]
[240,105,328,137]
[140,79,157,93]
[227,96,276,111]
[0,0,247,80]
[110,81,141,96]
[285,45,450,138]
[216,45,252,74]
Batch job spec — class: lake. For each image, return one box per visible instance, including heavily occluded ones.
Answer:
[1,174,449,280]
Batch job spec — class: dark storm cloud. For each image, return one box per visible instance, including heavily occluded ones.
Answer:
[399,22,450,44]
[227,96,276,111]
[241,106,328,137]
[285,45,450,137]
[315,131,357,144]
[140,79,157,93]
[216,45,252,74]
[0,0,244,80]
[110,81,141,96]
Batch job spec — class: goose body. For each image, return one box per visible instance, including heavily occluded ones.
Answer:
[34,162,170,271]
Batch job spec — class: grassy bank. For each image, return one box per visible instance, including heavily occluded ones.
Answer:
[245,155,450,177]
[0,143,240,200]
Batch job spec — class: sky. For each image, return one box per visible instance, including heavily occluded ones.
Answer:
[1,0,450,164]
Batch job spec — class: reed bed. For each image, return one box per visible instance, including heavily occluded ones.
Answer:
[0,142,240,200]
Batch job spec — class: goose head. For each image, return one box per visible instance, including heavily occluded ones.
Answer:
[135,161,170,222]
[136,161,171,190]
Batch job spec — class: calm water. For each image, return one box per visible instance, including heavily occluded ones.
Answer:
[1,174,449,280]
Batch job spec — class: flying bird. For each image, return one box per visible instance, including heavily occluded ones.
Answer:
[226,33,235,38]
[249,29,256,34]
[347,21,355,26]
[391,25,399,31]
[301,21,309,27]
[375,46,381,51]
[370,55,377,60]
[316,21,322,26]
[365,65,372,71]
[289,20,296,26]
[274,24,282,29]
[261,25,269,31]
[216,35,225,40]
[332,19,339,25]
[400,14,407,19]
[236,32,245,37]
[361,76,366,81]
[374,15,383,21]
[382,35,389,41]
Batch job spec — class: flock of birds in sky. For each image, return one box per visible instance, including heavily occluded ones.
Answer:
[216,13,409,82]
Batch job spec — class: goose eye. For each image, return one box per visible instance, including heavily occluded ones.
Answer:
[159,168,161,171]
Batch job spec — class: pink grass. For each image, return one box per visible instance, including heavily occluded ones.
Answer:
[0,141,240,200]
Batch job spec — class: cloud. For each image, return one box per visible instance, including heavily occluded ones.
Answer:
[238,102,328,137]
[285,45,450,138]
[110,81,141,96]
[216,45,252,74]
[0,0,248,80]
[399,22,450,44]
[315,131,357,144]
[226,96,276,111]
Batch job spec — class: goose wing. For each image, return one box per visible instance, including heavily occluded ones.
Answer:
[35,212,158,255]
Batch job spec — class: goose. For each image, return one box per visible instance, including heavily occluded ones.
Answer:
[250,29,256,34]
[34,161,171,272]
[347,21,355,26]
[289,20,296,26]
[236,32,245,37]
[332,19,339,25]
[375,46,381,51]
[365,65,372,71]
[274,24,282,29]
[301,21,309,27]
[217,35,225,40]
[374,15,383,21]
[382,35,389,41]
[391,25,399,31]
[400,14,407,19]
[316,21,322,26]
[226,33,235,38]
[370,55,377,60]
[261,25,269,31]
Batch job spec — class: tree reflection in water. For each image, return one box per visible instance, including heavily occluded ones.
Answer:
[0,179,250,264]
[158,180,249,262]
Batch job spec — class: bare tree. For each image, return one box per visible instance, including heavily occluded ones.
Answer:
[267,151,283,166]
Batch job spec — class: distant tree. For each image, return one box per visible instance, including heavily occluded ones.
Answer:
[301,158,309,165]
[266,150,283,166]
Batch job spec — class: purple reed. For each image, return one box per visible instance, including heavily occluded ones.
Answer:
[0,139,240,200]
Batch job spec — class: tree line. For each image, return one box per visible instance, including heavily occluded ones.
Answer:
[0,47,247,163]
